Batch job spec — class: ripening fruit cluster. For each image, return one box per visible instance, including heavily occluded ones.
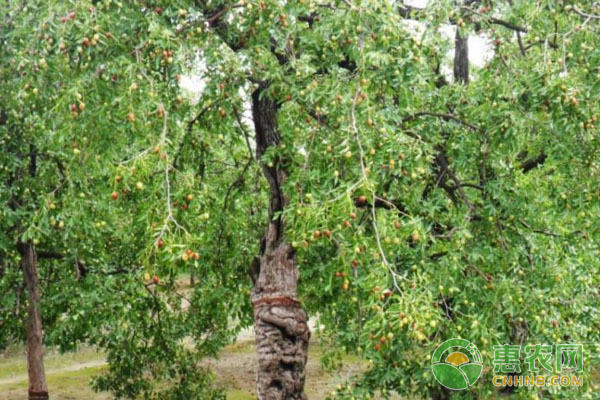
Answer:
[182,249,200,262]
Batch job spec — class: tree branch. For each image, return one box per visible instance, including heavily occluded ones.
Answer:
[37,251,64,260]
[449,182,483,191]
[399,2,528,33]
[232,105,254,160]
[521,152,546,173]
[571,6,600,20]
[354,195,408,215]
[487,16,528,33]
[402,111,479,131]
[222,157,253,211]
[516,31,526,56]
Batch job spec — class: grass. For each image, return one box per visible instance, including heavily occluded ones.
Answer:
[0,338,365,400]
[227,389,257,400]
[0,364,109,400]
[0,346,105,382]
[223,339,256,354]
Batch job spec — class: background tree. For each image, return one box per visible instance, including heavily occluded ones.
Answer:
[1,1,259,399]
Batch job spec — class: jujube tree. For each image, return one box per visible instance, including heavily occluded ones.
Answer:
[2,1,600,400]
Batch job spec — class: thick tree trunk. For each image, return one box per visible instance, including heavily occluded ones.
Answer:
[18,240,49,400]
[250,86,310,400]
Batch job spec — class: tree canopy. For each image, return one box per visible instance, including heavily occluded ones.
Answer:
[1,1,599,399]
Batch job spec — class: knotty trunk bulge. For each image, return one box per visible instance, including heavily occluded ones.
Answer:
[249,86,310,400]
[17,240,49,400]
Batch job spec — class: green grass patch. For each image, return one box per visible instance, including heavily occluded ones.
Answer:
[224,339,255,354]
[0,364,109,400]
[0,346,105,381]
[226,389,257,400]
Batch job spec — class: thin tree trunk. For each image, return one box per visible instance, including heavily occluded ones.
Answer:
[454,28,469,84]
[249,86,310,400]
[18,240,49,400]
[426,17,473,400]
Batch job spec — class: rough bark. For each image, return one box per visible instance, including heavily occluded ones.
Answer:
[250,86,310,400]
[18,240,49,400]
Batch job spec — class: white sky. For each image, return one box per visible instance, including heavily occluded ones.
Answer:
[405,0,428,6]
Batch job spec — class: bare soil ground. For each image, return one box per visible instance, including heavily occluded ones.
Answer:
[205,339,365,399]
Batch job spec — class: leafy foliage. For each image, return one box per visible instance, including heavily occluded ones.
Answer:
[1,1,260,397]
[2,0,600,399]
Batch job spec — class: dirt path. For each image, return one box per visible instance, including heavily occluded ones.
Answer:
[204,339,363,398]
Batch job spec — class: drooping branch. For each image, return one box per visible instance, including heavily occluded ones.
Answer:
[402,111,479,131]
[516,31,526,56]
[518,219,560,237]
[462,256,493,282]
[354,195,408,215]
[173,103,215,171]
[398,2,426,18]
[157,104,186,239]
[428,145,475,209]
[486,16,528,33]
[399,2,528,33]
[232,105,255,160]
[49,156,67,195]
[464,7,528,33]
[195,1,247,52]
[449,182,483,191]
[28,143,37,178]
[222,157,253,211]
[523,39,559,52]
[571,6,600,20]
